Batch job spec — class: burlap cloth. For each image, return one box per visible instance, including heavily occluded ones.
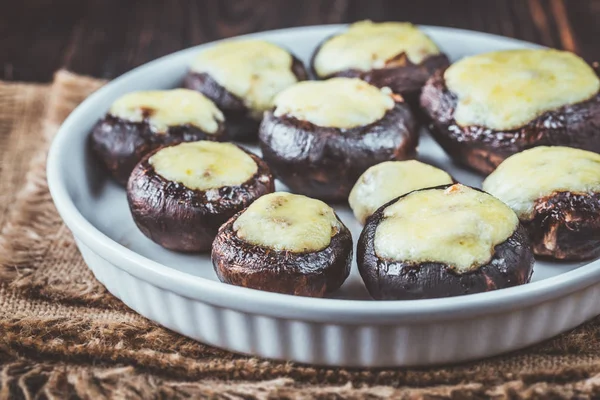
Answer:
[1,71,600,399]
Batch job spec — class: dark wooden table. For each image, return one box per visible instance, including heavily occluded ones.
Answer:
[1,0,598,83]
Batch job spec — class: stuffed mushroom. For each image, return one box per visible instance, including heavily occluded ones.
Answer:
[184,39,308,142]
[483,146,600,260]
[421,49,600,174]
[311,20,450,110]
[127,141,274,252]
[357,184,534,300]
[90,89,225,185]
[259,77,418,202]
[212,192,353,297]
[349,160,454,224]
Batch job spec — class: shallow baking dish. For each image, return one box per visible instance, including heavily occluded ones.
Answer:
[47,24,600,367]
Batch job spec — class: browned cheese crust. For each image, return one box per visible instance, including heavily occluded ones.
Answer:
[183,57,308,142]
[259,103,418,202]
[357,185,535,300]
[310,36,449,115]
[211,211,353,297]
[90,115,225,185]
[420,69,600,175]
[127,146,274,252]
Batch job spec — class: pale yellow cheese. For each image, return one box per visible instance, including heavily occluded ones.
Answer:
[314,20,440,78]
[374,184,518,272]
[190,40,299,114]
[149,141,257,191]
[349,160,453,224]
[483,146,600,219]
[445,49,600,130]
[233,192,341,253]
[273,78,395,129]
[110,89,223,134]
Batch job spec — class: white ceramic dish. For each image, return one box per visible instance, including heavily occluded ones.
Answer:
[47,24,600,367]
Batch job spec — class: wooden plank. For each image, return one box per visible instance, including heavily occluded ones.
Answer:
[561,0,600,61]
[0,0,83,81]
[0,0,599,82]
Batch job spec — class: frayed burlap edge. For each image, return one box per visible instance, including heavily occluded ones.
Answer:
[0,151,57,282]
[2,71,600,399]
[0,71,108,304]
[3,356,600,400]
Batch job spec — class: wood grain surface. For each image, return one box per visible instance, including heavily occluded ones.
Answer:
[0,0,596,82]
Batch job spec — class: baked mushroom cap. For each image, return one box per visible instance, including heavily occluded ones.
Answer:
[183,39,308,142]
[483,146,600,260]
[421,49,600,174]
[127,141,274,252]
[90,89,225,185]
[259,77,418,202]
[349,160,454,224]
[211,192,353,297]
[310,20,450,109]
[357,184,534,300]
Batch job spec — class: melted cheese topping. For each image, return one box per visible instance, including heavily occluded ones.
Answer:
[149,141,257,191]
[445,49,600,130]
[374,184,518,272]
[349,161,453,224]
[273,78,395,128]
[483,146,600,219]
[190,40,299,114]
[233,192,341,253]
[314,20,440,78]
[109,89,223,134]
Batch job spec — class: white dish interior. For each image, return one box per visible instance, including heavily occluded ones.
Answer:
[46,25,600,366]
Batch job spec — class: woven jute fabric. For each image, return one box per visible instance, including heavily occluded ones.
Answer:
[2,72,600,399]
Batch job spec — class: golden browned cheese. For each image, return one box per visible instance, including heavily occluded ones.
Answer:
[190,40,298,114]
[483,146,600,219]
[314,20,440,77]
[273,78,395,129]
[445,49,600,130]
[374,184,518,272]
[110,89,223,134]
[349,160,453,224]
[233,192,341,253]
[149,141,257,191]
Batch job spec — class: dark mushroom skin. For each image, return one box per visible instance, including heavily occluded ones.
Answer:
[90,115,225,186]
[420,69,600,175]
[259,103,418,202]
[522,192,600,260]
[357,185,535,300]
[482,146,600,260]
[311,45,449,114]
[309,20,450,117]
[211,211,353,297]
[183,57,308,142]
[127,146,274,252]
